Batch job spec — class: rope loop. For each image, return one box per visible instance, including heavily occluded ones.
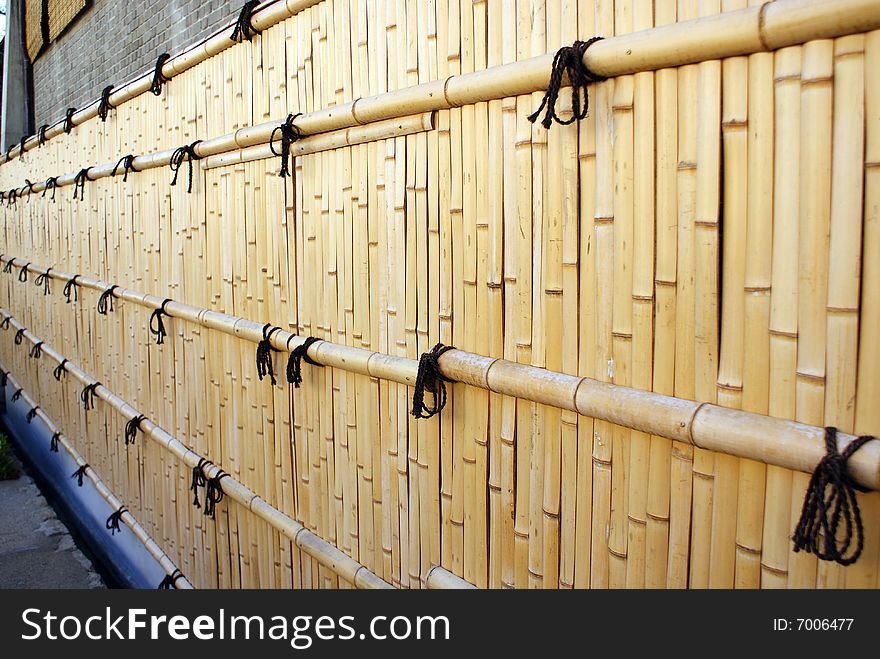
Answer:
[34,268,52,295]
[81,382,101,412]
[18,262,30,282]
[0,314,7,330]
[64,108,77,134]
[149,299,172,345]
[256,323,282,385]
[37,124,49,147]
[169,141,203,193]
[269,113,303,178]
[150,53,172,96]
[98,85,115,122]
[528,37,606,129]
[6,189,17,207]
[23,179,34,199]
[106,506,128,535]
[230,1,262,43]
[53,358,69,381]
[26,406,39,423]
[2,259,12,274]
[97,285,118,315]
[73,168,90,201]
[411,343,456,419]
[19,136,27,159]
[43,177,57,200]
[14,328,26,345]
[190,458,213,509]
[792,427,875,566]
[63,275,79,304]
[204,471,229,519]
[124,414,147,445]
[112,154,139,182]
[50,432,61,453]
[286,336,323,388]
[158,569,185,589]
[11,388,23,402]
[29,341,43,360]
[71,464,89,487]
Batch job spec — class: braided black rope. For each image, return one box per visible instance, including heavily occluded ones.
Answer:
[2,259,13,274]
[64,108,77,134]
[124,415,147,445]
[37,124,49,147]
[149,299,172,345]
[111,154,139,182]
[106,506,127,535]
[528,38,606,130]
[190,458,212,509]
[73,168,90,201]
[286,336,323,388]
[97,285,118,315]
[26,406,39,423]
[34,268,52,296]
[71,464,89,487]
[14,328,25,345]
[43,177,57,200]
[53,358,69,381]
[792,427,875,566]
[150,53,172,96]
[269,113,303,178]
[29,341,43,360]
[203,471,229,519]
[6,189,17,207]
[18,262,30,282]
[98,85,115,122]
[411,343,456,419]
[169,141,203,194]
[50,432,60,453]
[11,388,23,402]
[158,569,185,589]
[256,323,282,385]
[81,382,101,412]
[23,179,34,200]
[230,1,262,43]
[63,275,79,303]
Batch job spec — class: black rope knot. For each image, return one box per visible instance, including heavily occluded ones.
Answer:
[71,464,89,487]
[150,53,172,96]
[269,113,303,178]
[29,341,43,360]
[125,414,147,445]
[81,382,101,412]
[19,136,27,159]
[50,432,60,453]
[26,406,39,423]
[230,1,262,43]
[411,343,456,419]
[169,141,203,194]
[286,336,323,388]
[23,179,34,199]
[2,260,13,274]
[34,268,52,295]
[6,189,17,207]
[63,275,79,304]
[98,85,115,121]
[53,358,69,381]
[112,154,139,182]
[0,315,8,330]
[18,262,30,282]
[38,124,49,147]
[792,427,875,566]
[97,285,118,315]
[43,177,57,200]
[528,37,606,129]
[11,388,23,402]
[64,108,77,134]
[106,506,127,535]
[256,324,282,385]
[203,471,229,519]
[190,458,212,509]
[149,299,172,345]
[14,328,26,345]
[73,168,90,201]
[158,569,184,589]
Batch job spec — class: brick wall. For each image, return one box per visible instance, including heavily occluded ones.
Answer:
[32,0,236,126]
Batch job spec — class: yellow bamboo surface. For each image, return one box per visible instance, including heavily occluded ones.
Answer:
[0,0,878,590]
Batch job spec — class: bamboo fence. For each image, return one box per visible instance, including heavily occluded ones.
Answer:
[0,0,878,589]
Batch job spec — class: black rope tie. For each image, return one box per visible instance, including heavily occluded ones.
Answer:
[190,458,212,509]
[19,136,27,159]
[53,358,69,381]
[18,262,30,282]
[26,406,39,423]
[43,177,57,200]
[230,0,262,43]
[0,371,6,387]
[158,569,184,589]
[106,506,127,535]
[81,382,101,412]
[23,179,34,200]
[14,328,26,345]
[793,427,875,566]
[169,141,203,194]
[125,414,147,445]
[98,85,115,122]
[73,168,90,201]
[203,471,229,519]
[149,299,172,345]
[269,113,303,178]
[64,108,77,134]
[411,343,456,419]
[97,285,118,315]
[112,154,139,182]
[37,124,49,147]
[50,432,60,453]
[63,275,79,303]
[0,315,8,330]
[151,53,172,96]
[71,464,89,487]
[6,189,17,207]
[286,336,323,388]
[256,324,282,385]
[11,388,23,402]
[2,260,13,274]
[34,268,52,296]
[29,341,43,360]
[528,37,606,130]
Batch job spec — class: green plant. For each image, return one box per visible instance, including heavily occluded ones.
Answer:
[0,433,21,480]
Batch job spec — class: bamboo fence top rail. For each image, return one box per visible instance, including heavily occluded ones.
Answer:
[1,370,194,590]
[5,258,878,492]
[1,0,323,164]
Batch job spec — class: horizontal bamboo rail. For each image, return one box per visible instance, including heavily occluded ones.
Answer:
[2,0,323,164]
[4,257,878,491]
[1,370,194,589]
[0,311,394,590]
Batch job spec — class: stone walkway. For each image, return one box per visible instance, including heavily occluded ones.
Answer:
[0,459,104,589]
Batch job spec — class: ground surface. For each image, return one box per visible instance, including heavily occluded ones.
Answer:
[0,459,104,589]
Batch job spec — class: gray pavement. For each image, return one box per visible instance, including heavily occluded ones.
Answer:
[0,460,104,589]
